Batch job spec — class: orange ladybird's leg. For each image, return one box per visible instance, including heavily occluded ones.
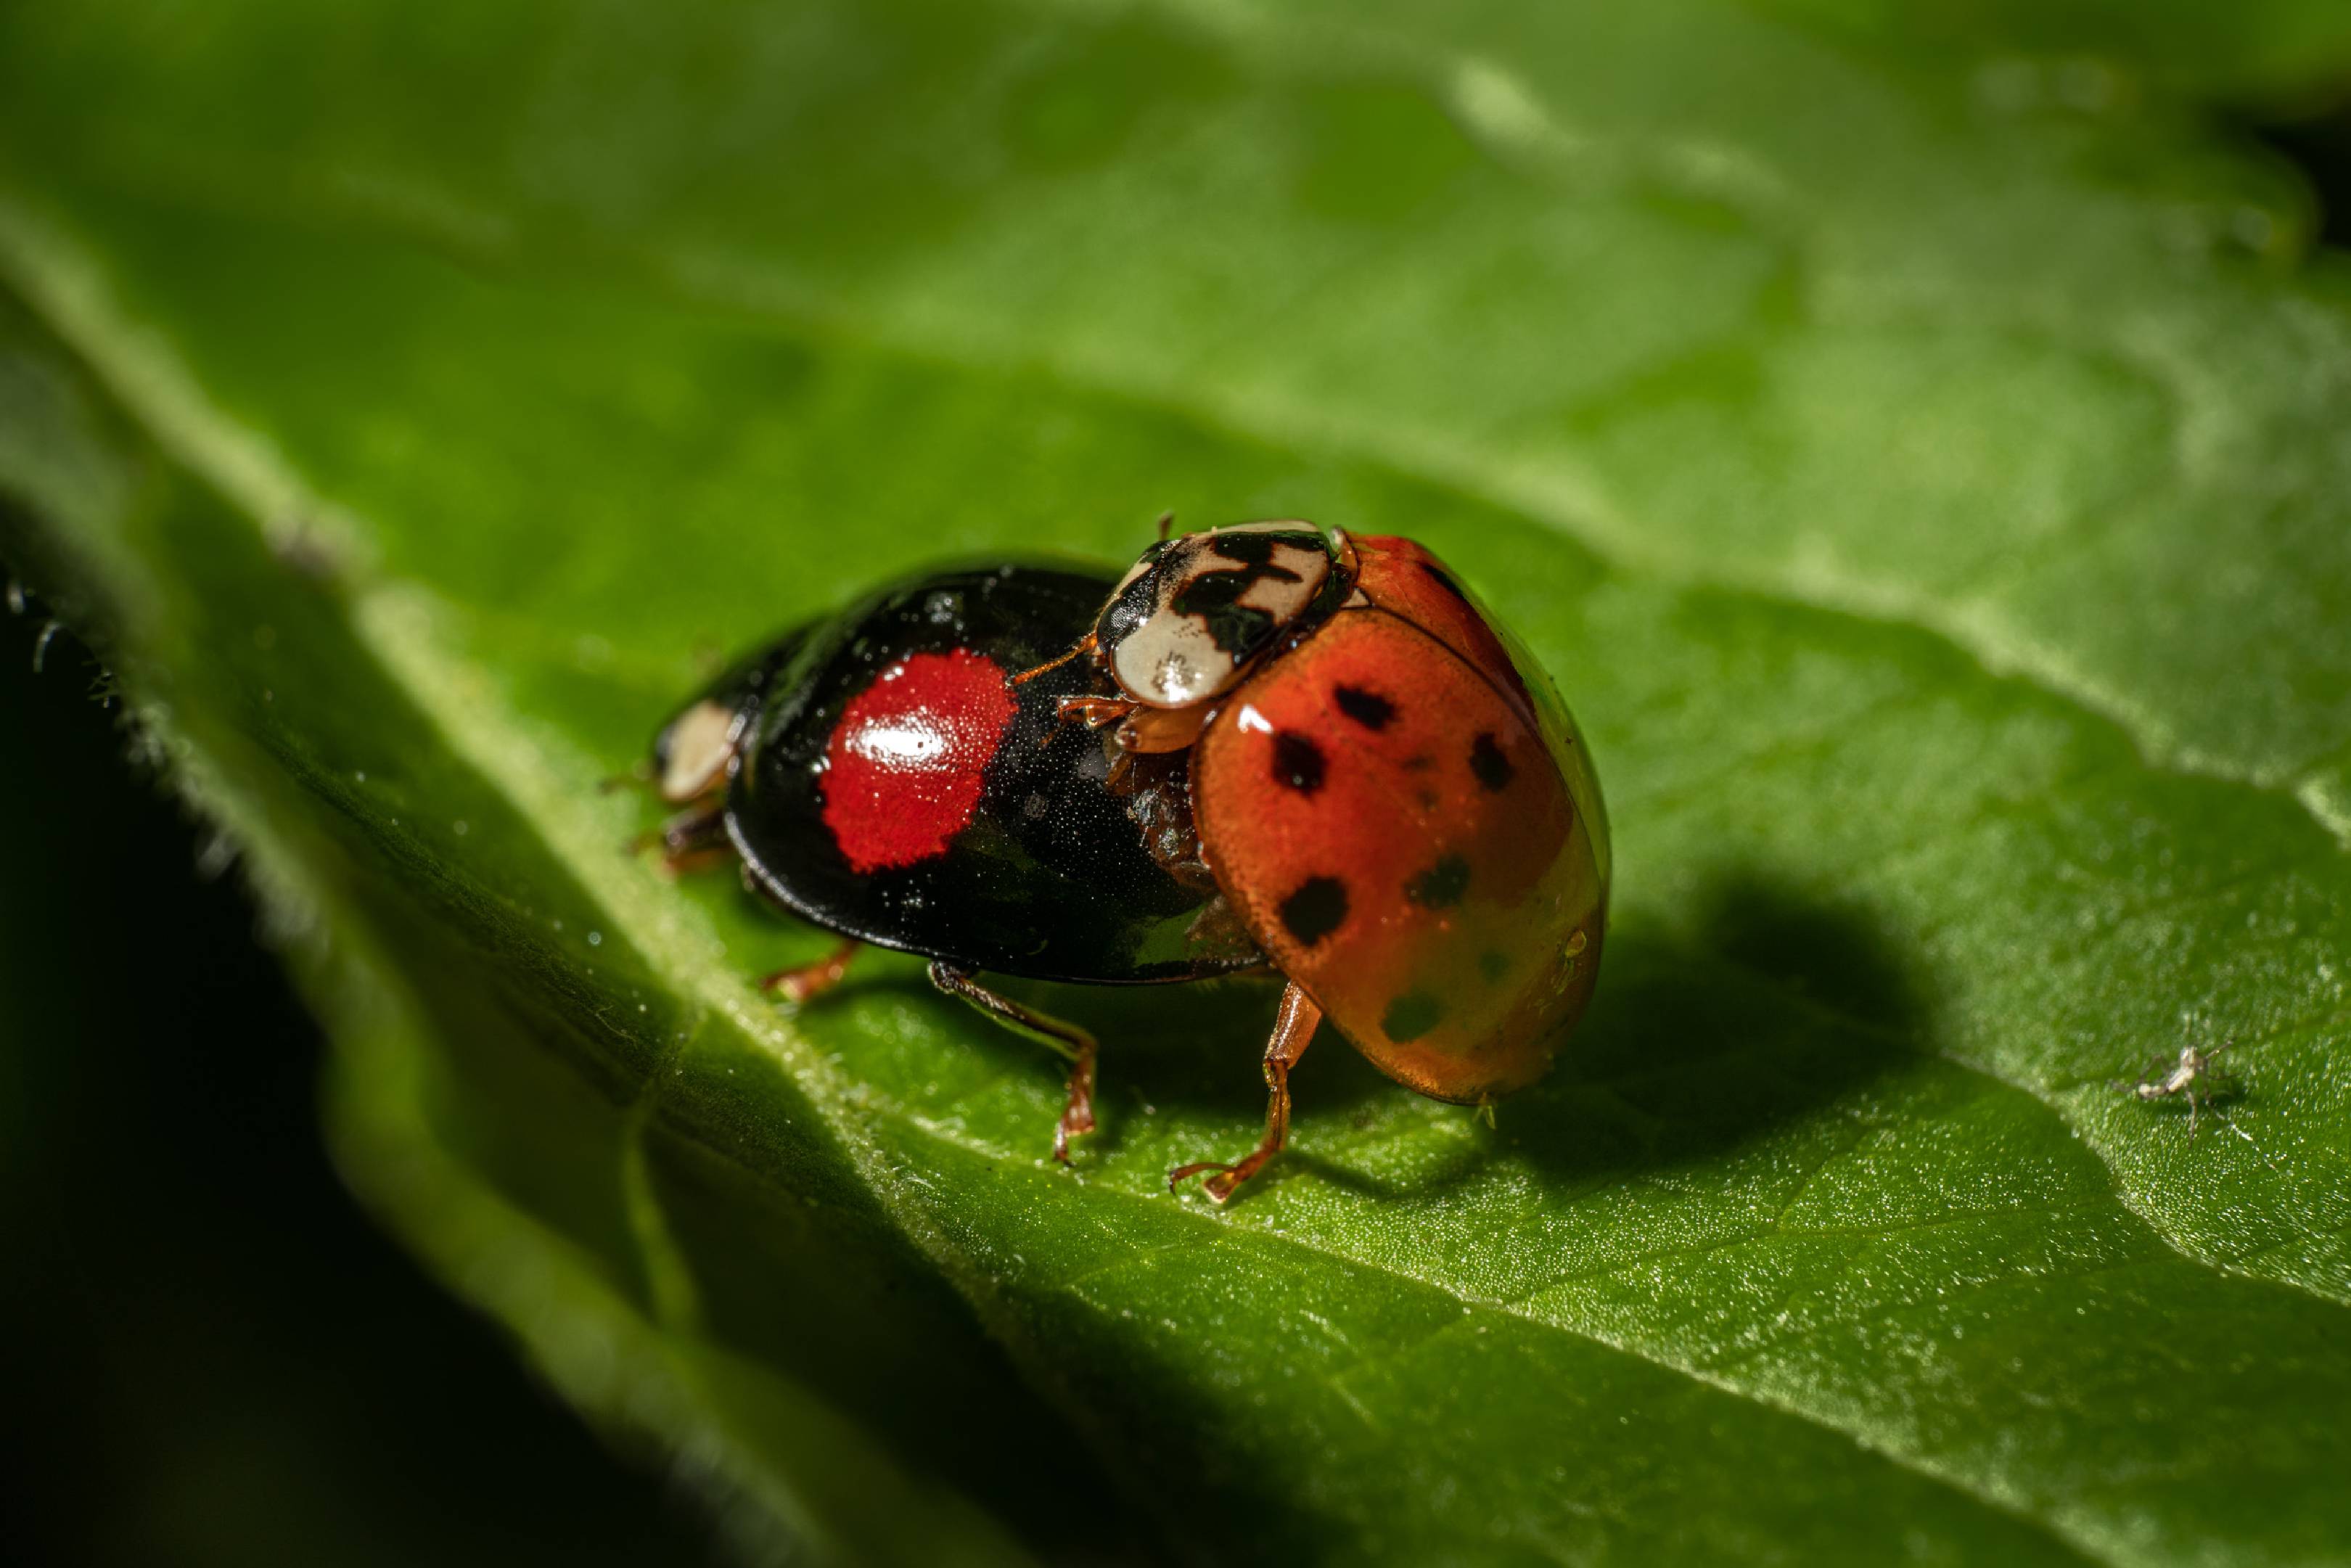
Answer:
[1055,693,1137,731]
[1170,981,1322,1203]
[1116,703,1212,755]
[760,937,863,1004]
[928,961,1099,1163]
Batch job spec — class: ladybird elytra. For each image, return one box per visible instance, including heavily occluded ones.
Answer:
[642,523,1608,1199]
[723,565,1256,984]
[1190,596,1603,1105]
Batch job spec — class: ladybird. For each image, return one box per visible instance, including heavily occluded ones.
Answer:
[642,521,1609,1199]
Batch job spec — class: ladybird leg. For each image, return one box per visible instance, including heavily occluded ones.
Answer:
[1115,703,1211,755]
[760,938,862,1005]
[1040,694,1136,752]
[631,803,734,877]
[927,961,1098,1164]
[1169,981,1323,1203]
[1054,694,1136,732]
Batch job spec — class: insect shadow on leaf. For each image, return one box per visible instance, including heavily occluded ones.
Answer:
[1112,866,1931,1204]
[794,872,1927,1203]
[1490,867,1932,1199]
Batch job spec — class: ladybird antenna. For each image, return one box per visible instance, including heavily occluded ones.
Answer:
[1012,633,1095,687]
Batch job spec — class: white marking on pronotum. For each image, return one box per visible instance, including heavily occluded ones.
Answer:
[1107,522,1331,707]
[659,698,737,803]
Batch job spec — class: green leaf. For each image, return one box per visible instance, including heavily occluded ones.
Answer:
[6,0,2351,1562]
[1749,0,2351,99]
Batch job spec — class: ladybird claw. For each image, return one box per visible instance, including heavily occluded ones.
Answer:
[768,972,821,1005]
[1053,1107,1096,1166]
[1166,1159,1238,1196]
[759,938,861,1006]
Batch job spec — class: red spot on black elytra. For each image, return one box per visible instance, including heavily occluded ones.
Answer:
[1271,731,1326,794]
[821,649,1016,873]
[1333,684,1395,731]
[1279,876,1348,945]
[1470,732,1514,792]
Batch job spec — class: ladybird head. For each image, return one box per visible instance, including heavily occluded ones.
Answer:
[1094,521,1344,708]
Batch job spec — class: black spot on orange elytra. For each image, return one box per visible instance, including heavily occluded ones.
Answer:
[1271,731,1326,794]
[1470,731,1514,792]
[1382,991,1445,1042]
[1280,877,1348,945]
[1406,853,1470,908]
[1334,684,1395,730]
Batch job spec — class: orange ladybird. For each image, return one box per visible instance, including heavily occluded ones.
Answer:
[1044,522,1609,1197]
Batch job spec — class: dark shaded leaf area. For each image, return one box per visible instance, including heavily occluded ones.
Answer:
[4,1,2351,1563]
[0,615,716,1567]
